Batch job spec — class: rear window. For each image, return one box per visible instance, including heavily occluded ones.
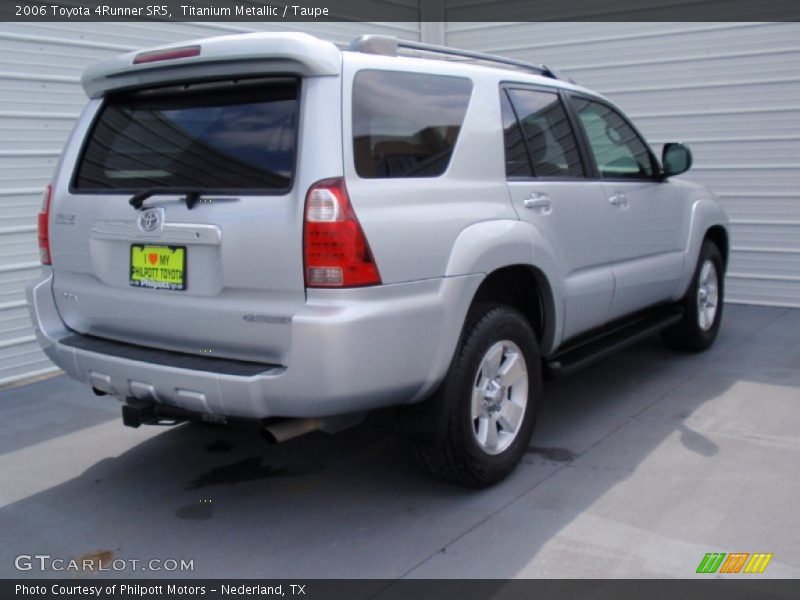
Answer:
[74,78,298,192]
[352,70,472,178]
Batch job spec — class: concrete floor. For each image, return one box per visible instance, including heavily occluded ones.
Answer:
[1,304,798,579]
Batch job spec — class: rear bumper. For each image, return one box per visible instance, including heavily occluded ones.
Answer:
[27,271,481,419]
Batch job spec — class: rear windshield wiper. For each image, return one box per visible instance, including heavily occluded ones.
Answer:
[129,189,203,211]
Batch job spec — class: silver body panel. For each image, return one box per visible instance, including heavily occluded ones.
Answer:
[27,33,729,419]
[29,270,482,418]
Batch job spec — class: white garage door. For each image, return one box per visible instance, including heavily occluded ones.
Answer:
[446,22,800,308]
[0,20,420,386]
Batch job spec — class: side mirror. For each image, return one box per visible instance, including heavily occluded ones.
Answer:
[661,143,693,178]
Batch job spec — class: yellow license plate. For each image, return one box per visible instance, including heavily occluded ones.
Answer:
[130,245,186,290]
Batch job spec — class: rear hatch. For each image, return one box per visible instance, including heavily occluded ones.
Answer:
[49,35,342,365]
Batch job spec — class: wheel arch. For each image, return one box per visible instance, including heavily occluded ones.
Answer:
[398,262,557,444]
[398,220,561,443]
[468,264,557,355]
[676,198,730,300]
[443,218,562,355]
[704,225,729,272]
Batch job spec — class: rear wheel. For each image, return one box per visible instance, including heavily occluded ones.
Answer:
[413,305,540,488]
[662,239,724,352]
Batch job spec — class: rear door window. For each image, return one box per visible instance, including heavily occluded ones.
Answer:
[505,88,585,178]
[352,70,472,178]
[74,78,299,192]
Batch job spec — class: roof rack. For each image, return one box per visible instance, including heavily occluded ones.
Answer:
[347,35,574,83]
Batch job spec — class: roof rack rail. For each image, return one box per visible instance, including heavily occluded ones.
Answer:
[347,35,574,83]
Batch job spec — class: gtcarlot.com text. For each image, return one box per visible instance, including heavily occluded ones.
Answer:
[14,553,193,573]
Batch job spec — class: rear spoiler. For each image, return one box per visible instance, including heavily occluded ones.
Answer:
[82,32,341,98]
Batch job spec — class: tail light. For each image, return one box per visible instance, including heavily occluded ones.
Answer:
[37,184,52,265]
[303,178,381,288]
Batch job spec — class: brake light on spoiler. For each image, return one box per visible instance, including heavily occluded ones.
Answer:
[133,45,201,64]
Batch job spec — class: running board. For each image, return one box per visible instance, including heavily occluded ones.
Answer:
[545,306,684,379]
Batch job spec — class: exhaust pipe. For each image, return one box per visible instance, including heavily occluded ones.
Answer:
[262,418,321,444]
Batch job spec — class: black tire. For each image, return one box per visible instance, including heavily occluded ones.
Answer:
[413,305,541,488]
[662,240,725,352]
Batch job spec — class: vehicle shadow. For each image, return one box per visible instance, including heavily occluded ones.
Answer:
[1,305,797,579]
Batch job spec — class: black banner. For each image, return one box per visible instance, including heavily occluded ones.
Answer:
[3,0,800,22]
[4,579,800,600]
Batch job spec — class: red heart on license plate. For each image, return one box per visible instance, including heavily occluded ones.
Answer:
[148,253,158,265]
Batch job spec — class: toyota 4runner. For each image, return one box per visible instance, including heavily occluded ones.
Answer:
[27,32,729,487]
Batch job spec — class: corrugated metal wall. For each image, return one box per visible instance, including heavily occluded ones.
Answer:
[446,22,800,308]
[0,20,420,386]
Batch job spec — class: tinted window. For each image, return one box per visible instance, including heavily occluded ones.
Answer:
[500,91,533,177]
[75,78,298,191]
[506,89,584,178]
[572,97,655,179]
[353,71,472,178]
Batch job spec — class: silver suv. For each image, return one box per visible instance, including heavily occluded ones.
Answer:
[27,32,729,487]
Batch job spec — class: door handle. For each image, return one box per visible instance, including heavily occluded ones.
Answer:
[608,191,629,208]
[523,193,552,214]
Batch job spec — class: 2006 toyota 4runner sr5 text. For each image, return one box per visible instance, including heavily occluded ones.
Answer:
[27,33,729,487]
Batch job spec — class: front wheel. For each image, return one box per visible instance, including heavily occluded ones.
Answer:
[662,239,725,352]
[413,305,541,488]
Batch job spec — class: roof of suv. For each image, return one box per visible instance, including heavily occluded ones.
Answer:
[82,31,595,100]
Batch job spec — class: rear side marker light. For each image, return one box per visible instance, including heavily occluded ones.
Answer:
[38,184,52,265]
[133,45,201,64]
[303,178,381,288]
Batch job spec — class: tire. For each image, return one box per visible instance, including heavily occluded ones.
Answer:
[662,240,725,352]
[413,305,541,488]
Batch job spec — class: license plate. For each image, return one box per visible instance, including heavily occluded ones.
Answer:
[130,245,186,290]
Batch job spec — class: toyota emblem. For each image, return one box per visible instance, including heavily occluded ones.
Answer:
[137,209,162,233]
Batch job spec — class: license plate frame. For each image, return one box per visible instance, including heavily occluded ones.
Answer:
[129,244,187,291]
